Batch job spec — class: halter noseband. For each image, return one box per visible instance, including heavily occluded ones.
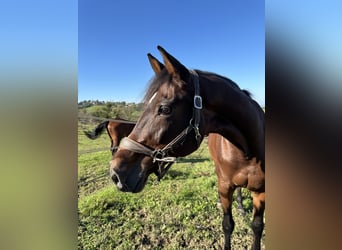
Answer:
[118,70,202,181]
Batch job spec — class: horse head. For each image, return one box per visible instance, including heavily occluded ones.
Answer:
[109,46,205,192]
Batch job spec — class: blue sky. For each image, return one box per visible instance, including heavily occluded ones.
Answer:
[79,0,265,106]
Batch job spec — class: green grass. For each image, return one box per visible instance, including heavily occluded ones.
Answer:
[78,122,265,249]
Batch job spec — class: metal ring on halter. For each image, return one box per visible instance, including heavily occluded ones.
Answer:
[152,150,165,163]
[194,95,202,109]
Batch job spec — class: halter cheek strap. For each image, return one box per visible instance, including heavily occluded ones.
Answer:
[118,70,202,180]
[190,69,202,143]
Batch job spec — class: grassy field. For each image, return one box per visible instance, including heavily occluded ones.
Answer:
[78,121,265,249]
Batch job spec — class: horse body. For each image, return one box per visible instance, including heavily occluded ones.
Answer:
[84,118,135,154]
[208,133,264,249]
[110,46,264,250]
[209,134,264,192]
[198,71,264,162]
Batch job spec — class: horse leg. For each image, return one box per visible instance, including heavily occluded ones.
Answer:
[219,186,235,250]
[236,187,245,215]
[217,191,221,206]
[251,191,265,250]
[217,188,245,216]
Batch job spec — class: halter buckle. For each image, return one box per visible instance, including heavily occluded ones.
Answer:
[152,149,165,163]
[194,95,202,109]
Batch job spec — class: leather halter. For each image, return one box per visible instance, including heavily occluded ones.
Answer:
[118,70,202,181]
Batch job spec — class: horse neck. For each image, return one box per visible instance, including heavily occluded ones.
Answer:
[200,77,264,161]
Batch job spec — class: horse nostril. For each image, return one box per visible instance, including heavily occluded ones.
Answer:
[109,168,116,180]
[110,168,123,190]
[111,173,118,183]
[110,168,118,182]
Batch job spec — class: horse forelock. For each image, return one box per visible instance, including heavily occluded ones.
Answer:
[143,69,190,105]
[143,70,169,103]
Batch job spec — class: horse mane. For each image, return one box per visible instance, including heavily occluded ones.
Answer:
[242,89,252,98]
[196,70,254,99]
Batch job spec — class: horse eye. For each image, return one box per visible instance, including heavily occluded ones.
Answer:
[158,105,172,115]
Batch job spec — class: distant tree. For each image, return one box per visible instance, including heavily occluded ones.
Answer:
[105,102,113,109]
[78,100,144,120]
[89,106,110,118]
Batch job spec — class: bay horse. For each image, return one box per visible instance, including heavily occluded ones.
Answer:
[85,118,247,213]
[85,119,247,213]
[110,46,264,249]
[84,118,136,155]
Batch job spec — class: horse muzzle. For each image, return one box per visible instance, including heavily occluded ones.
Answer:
[109,159,147,193]
[109,168,126,191]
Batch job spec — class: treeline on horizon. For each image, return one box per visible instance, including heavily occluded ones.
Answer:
[78,100,143,121]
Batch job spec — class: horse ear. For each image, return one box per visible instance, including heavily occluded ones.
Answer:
[147,53,164,74]
[157,45,189,81]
